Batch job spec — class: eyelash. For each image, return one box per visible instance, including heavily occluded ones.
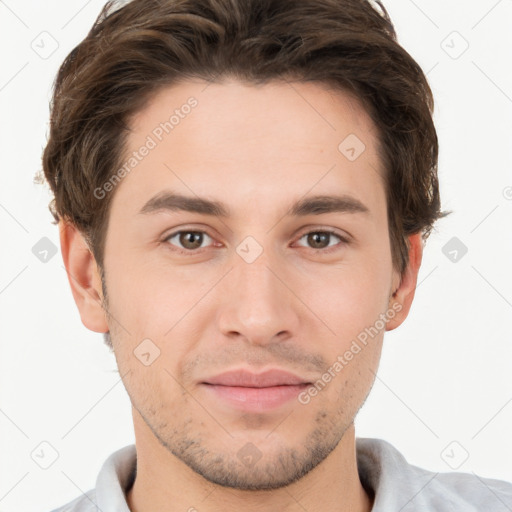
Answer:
[162,228,349,255]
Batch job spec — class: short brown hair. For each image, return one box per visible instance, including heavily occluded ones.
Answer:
[42,0,447,277]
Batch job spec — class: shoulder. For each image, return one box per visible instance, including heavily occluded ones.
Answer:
[48,489,97,512]
[356,437,512,511]
[432,469,512,510]
[47,444,136,512]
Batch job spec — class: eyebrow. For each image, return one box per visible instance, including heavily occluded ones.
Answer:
[139,191,370,217]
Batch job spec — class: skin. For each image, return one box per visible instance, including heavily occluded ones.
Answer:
[60,79,422,512]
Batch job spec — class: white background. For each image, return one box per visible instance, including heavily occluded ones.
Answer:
[1,1,512,511]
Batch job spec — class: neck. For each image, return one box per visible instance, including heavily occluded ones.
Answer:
[126,409,373,512]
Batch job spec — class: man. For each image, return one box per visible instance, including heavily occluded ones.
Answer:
[43,0,512,510]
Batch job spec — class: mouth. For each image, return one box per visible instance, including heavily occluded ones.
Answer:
[200,369,312,412]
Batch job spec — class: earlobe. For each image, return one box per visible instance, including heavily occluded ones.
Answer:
[386,233,423,331]
[59,221,109,333]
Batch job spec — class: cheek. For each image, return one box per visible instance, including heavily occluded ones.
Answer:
[105,258,182,333]
[116,353,189,424]
[301,261,391,340]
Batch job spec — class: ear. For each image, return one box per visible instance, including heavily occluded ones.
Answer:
[59,220,109,333]
[386,233,423,331]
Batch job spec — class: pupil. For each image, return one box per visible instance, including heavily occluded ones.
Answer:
[309,232,328,249]
[181,232,202,249]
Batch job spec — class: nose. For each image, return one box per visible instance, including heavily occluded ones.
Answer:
[216,248,301,347]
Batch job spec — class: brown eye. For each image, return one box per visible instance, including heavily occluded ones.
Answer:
[165,231,213,251]
[296,230,347,252]
[307,232,331,249]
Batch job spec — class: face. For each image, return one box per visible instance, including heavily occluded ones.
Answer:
[93,79,405,489]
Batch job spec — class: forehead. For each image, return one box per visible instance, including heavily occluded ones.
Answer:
[114,79,385,216]
[129,78,378,152]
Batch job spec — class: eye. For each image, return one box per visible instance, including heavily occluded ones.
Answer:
[164,230,215,253]
[162,228,349,255]
[295,230,348,253]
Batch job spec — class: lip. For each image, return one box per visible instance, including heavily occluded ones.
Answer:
[202,369,310,387]
[200,369,312,412]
